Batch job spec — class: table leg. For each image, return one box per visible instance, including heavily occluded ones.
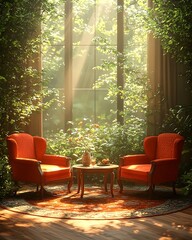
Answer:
[80,170,84,198]
[104,173,108,192]
[77,169,81,193]
[110,171,115,197]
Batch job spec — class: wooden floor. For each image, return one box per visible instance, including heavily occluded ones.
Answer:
[0,205,192,240]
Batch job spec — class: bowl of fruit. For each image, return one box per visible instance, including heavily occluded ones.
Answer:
[97,158,110,166]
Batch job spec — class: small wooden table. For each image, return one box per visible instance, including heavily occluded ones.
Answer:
[73,164,119,198]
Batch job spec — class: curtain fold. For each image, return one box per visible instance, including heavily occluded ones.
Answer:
[146,0,188,135]
[147,34,191,136]
[147,33,179,135]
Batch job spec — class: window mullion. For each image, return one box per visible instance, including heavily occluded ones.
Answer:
[117,0,124,124]
[64,0,73,130]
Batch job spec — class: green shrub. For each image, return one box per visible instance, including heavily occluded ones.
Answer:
[0,0,53,199]
[0,149,14,199]
[161,105,192,195]
[182,170,192,196]
[46,119,145,165]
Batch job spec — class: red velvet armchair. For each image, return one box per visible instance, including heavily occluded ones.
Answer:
[6,133,73,197]
[118,133,184,195]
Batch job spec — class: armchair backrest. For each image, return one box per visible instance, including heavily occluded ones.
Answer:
[144,133,184,161]
[6,133,36,161]
[144,136,157,161]
[156,133,184,160]
[33,136,47,160]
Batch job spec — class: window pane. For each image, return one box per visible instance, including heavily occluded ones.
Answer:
[73,0,95,46]
[42,46,65,88]
[73,46,95,88]
[96,89,116,121]
[43,88,65,133]
[42,45,65,134]
[96,0,117,45]
[73,89,95,120]
[42,0,65,46]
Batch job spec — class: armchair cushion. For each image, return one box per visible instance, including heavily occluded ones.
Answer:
[120,164,151,183]
[41,164,71,184]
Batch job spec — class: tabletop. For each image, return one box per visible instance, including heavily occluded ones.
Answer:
[72,164,119,170]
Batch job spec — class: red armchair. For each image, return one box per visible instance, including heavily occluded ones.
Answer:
[6,133,73,197]
[118,133,184,195]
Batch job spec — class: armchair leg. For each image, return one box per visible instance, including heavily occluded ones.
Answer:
[68,178,73,193]
[13,181,20,196]
[172,182,177,195]
[118,179,123,193]
[40,186,44,199]
[13,190,17,196]
[148,184,155,198]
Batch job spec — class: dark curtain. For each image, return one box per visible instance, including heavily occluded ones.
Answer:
[147,0,191,135]
[147,34,178,135]
[147,34,191,135]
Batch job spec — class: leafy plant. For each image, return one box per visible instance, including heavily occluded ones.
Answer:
[147,0,192,87]
[46,118,145,165]
[161,105,192,194]
[0,0,53,198]
[182,169,192,196]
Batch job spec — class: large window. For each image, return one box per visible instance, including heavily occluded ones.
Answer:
[42,0,147,134]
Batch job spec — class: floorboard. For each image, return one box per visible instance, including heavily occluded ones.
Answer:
[0,205,192,240]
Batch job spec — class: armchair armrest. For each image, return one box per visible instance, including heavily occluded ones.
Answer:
[11,158,43,183]
[151,158,177,165]
[150,158,179,183]
[120,154,149,166]
[15,158,41,164]
[41,154,71,167]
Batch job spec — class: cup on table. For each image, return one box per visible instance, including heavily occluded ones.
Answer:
[91,158,96,166]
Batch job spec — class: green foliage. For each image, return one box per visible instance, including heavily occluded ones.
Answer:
[0,0,53,135]
[0,142,14,199]
[0,162,15,199]
[147,0,192,86]
[46,118,145,165]
[162,105,192,195]
[162,105,192,141]
[182,169,192,196]
[0,0,53,198]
